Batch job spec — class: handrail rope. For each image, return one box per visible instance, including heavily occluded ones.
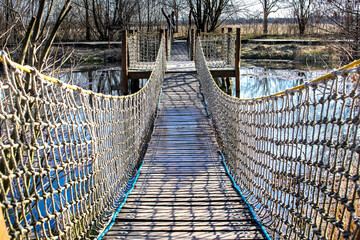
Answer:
[97,43,165,238]
[220,152,272,240]
[195,36,360,239]
[0,38,165,239]
[0,39,162,99]
[97,84,164,240]
[196,37,360,101]
[200,87,272,239]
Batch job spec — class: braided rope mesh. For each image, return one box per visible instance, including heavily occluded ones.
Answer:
[195,38,360,240]
[128,32,161,70]
[199,33,235,69]
[0,38,165,239]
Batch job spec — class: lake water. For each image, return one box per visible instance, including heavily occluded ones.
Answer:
[59,67,147,95]
[59,64,329,97]
[217,66,329,98]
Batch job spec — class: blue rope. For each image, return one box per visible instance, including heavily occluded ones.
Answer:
[98,84,164,240]
[97,160,144,240]
[202,93,271,240]
[220,151,272,240]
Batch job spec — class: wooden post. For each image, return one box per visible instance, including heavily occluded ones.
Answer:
[131,79,140,93]
[235,28,241,97]
[188,10,192,50]
[165,28,169,60]
[159,29,164,42]
[190,29,195,60]
[196,29,201,37]
[107,28,110,49]
[228,27,232,33]
[0,207,9,240]
[121,30,128,95]
[354,227,360,240]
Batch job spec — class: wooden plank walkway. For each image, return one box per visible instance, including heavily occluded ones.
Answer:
[103,41,266,239]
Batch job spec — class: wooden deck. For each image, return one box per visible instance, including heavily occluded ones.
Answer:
[102,69,266,239]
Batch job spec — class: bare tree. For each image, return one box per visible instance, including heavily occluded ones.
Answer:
[291,0,314,35]
[162,0,188,33]
[187,0,231,32]
[0,0,73,71]
[0,1,73,235]
[84,0,91,40]
[321,0,360,61]
[260,0,280,34]
[0,1,32,46]
[91,0,137,40]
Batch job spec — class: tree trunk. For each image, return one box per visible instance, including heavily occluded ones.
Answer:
[263,11,269,34]
[147,0,150,31]
[137,0,142,30]
[85,0,91,40]
[299,19,306,35]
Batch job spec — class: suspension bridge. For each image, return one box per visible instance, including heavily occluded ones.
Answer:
[0,30,360,240]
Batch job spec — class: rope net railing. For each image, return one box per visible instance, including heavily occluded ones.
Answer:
[0,38,165,239]
[128,31,168,70]
[128,32,159,70]
[199,33,235,69]
[195,38,360,240]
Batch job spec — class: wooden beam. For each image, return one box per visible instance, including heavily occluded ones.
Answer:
[190,29,194,61]
[121,30,128,95]
[0,207,9,240]
[196,29,200,36]
[210,69,235,78]
[165,29,169,60]
[235,28,241,94]
[128,70,152,79]
[131,79,140,93]
[159,29,164,42]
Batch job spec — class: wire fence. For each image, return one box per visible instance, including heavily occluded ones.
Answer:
[195,37,360,240]
[0,38,165,239]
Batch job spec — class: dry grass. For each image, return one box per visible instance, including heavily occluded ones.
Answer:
[175,23,338,39]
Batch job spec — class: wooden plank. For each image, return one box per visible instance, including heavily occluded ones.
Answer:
[121,30,128,95]
[129,190,240,195]
[109,224,260,232]
[103,231,265,239]
[128,70,151,79]
[115,212,253,221]
[210,69,236,78]
[0,207,9,240]
[117,201,245,207]
[104,72,266,239]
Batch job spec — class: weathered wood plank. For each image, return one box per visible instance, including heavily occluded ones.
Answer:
[103,71,266,239]
[109,223,260,232]
[103,231,265,239]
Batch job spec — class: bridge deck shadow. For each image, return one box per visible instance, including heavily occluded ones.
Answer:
[103,41,266,239]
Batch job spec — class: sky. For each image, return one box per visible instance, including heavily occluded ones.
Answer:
[239,0,292,18]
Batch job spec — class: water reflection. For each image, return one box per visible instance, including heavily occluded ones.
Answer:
[59,66,329,98]
[59,68,147,95]
[219,67,329,98]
